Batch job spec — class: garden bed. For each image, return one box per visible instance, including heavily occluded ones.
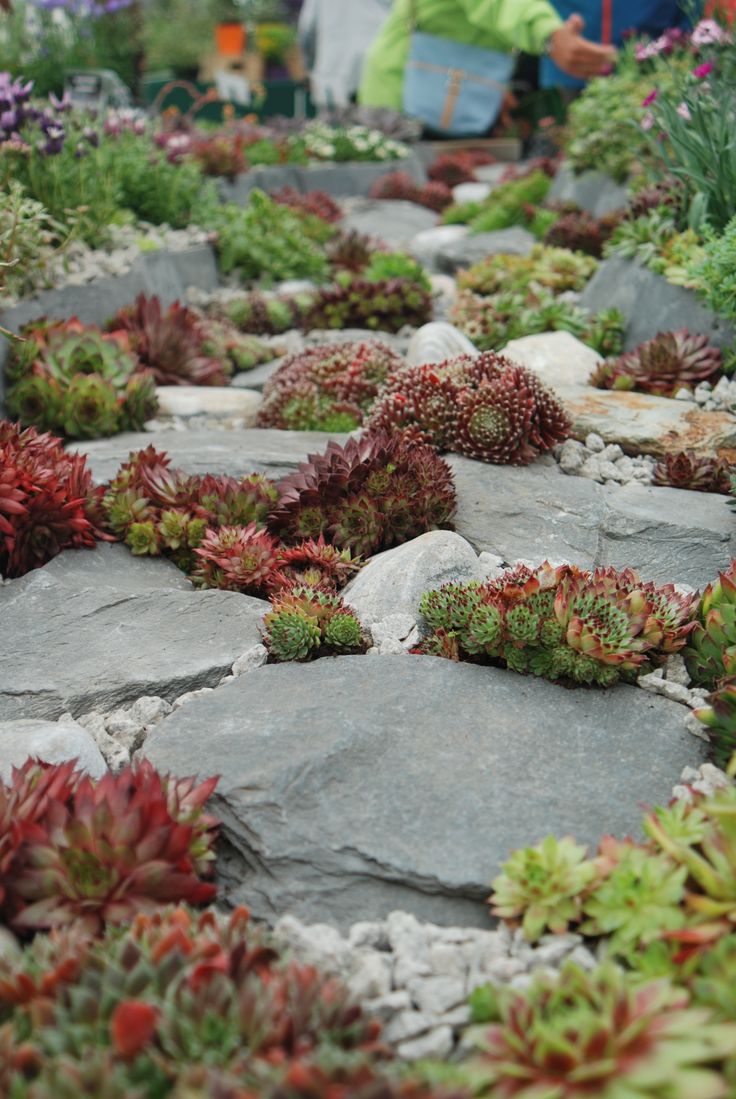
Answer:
[219,151,427,202]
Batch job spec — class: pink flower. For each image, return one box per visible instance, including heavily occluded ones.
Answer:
[676,103,692,121]
[642,89,658,107]
[693,61,715,79]
[692,19,731,47]
[641,111,655,132]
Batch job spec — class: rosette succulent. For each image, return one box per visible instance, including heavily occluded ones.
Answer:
[0,421,106,578]
[110,295,230,386]
[222,290,315,336]
[685,562,736,689]
[543,207,620,257]
[191,524,280,595]
[653,452,732,494]
[457,246,597,297]
[306,276,432,334]
[369,170,453,212]
[472,961,736,1099]
[273,535,361,591]
[263,585,364,661]
[695,684,736,769]
[256,340,404,432]
[366,352,570,466]
[417,562,697,687]
[591,330,723,396]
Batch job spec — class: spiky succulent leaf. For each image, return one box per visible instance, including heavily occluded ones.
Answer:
[592,330,722,397]
[263,607,322,662]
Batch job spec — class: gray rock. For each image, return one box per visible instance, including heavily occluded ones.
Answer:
[220,155,427,203]
[502,331,601,390]
[452,183,494,205]
[580,257,735,351]
[547,163,629,217]
[0,560,269,721]
[231,360,283,391]
[398,1025,454,1061]
[232,645,269,676]
[341,200,439,251]
[410,225,469,270]
[155,386,262,422]
[143,656,706,928]
[437,227,536,275]
[26,543,192,593]
[407,322,478,367]
[343,531,485,627]
[125,696,172,726]
[0,719,107,780]
[71,428,352,485]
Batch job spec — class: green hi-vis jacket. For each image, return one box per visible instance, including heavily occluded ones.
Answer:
[358,0,564,110]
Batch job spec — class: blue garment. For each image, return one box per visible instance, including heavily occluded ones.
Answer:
[540,0,690,88]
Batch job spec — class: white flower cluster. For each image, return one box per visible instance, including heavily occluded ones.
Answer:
[302,122,408,163]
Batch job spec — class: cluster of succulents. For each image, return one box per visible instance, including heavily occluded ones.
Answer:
[263,585,365,662]
[653,451,732,494]
[367,352,570,466]
[427,149,494,187]
[542,204,621,258]
[450,288,625,356]
[305,274,433,334]
[0,421,106,579]
[0,758,218,934]
[326,228,377,274]
[1,904,454,1098]
[605,212,706,288]
[268,433,456,558]
[442,170,552,233]
[591,329,723,397]
[416,561,697,687]
[271,186,343,224]
[256,340,405,432]
[100,444,278,571]
[110,294,273,386]
[221,289,316,336]
[369,171,453,213]
[212,189,330,282]
[5,317,158,439]
[457,245,598,297]
[685,563,736,691]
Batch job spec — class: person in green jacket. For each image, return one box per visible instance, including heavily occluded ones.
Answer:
[359,0,616,111]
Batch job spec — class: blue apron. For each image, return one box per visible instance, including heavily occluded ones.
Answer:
[540,0,690,88]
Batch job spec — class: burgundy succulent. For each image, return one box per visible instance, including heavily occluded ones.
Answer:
[306,276,433,334]
[366,352,570,465]
[369,171,453,213]
[109,295,229,387]
[591,330,723,397]
[191,523,281,595]
[653,451,732,494]
[272,187,342,224]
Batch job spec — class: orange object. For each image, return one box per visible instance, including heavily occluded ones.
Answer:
[705,0,736,23]
[215,22,246,56]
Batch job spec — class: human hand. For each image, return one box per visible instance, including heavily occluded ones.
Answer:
[548,14,617,80]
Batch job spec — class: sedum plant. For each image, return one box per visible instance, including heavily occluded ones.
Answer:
[694,215,736,328]
[653,452,732,495]
[457,245,597,298]
[256,340,405,432]
[212,190,329,282]
[101,445,277,571]
[590,329,723,396]
[416,561,698,687]
[0,420,106,579]
[366,352,570,466]
[0,759,218,934]
[262,585,365,662]
[268,433,456,557]
[685,561,736,690]
[442,170,552,233]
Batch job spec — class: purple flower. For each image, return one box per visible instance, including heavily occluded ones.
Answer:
[693,60,715,79]
[642,89,658,107]
[49,90,72,112]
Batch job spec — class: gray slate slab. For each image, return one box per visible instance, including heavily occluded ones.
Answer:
[436,227,536,275]
[220,155,426,203]
[0,547,269,721]
[71,428,352,484]
[580,257,735,351]
[144,656,705,928]
[340,200,439,251]
[449,455,734,588]
[547,162,629,217]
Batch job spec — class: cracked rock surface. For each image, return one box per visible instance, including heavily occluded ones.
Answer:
[142,655,706,929]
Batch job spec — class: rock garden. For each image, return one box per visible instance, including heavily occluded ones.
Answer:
[4,11,736,1098]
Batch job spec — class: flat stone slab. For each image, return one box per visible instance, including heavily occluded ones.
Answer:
[437,228,536,275]
[547,163,629,217]
[341,200,439,251]
[502,331,601,389]
[155,386,262,421]
[563,387,736,459]
[32,542,193,593]
[0,719,107,781]
[220,156,427,203]
[71,428,352,484]
[450,456,734,587]
[144,656,705,928]
[0,548,269,721]
[580,257,735,351]
[410,225,469,271]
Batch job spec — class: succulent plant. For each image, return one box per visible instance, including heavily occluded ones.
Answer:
[690,933,736,1023]
[416,562,697,687]
[271,187,342,225]
[212,191,329,282]
[685,562,736,689]
[1,760,218,934]
[101,445,277,571]
[695,684,736,770]
[191,523,280,595]
[489,835,597,941]
[110,295,231,387]
[262,585,364,661]
[457,246,597,297]
[0,420,106,578]
[256,340,404,432]
[427,150,491,187]
[326,229,376,274]
[222,291,316,336]
[591,330,723,397]
[199,320,279,375]
[653,452,732,494]
[273,536,361,592]
[472,961,736,1099]
[267,433,456,557]
[441,170,551,233]
[542,206,619,257]
[368,171,453,213]
[366,352,570,466]
[306,276,432,334]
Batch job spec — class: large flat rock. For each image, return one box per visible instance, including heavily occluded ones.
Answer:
[220,156,427,203]
[580,256,735,351]
[340,200,439,251]
[71,428,351,484]
[0,547,269,721]
[436,227,536,275]
[547,163,629,217]
[449,456,734,588]
[144,656,705,928]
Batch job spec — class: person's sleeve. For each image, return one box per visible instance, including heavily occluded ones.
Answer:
[460,0,564,55]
